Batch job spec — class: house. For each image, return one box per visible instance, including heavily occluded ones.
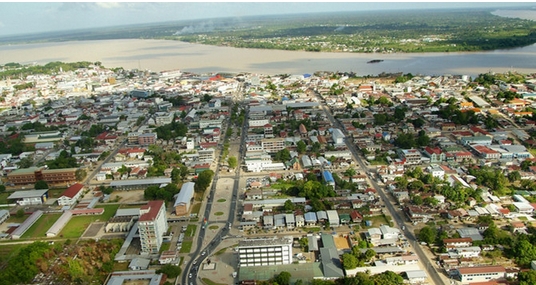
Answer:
[350,210,363,223]
[453,265,506,283]
[443,237,472,248]
[57,183,84,206]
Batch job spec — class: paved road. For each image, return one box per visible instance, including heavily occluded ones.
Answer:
[181,83,245,285]
[316,92,445,285]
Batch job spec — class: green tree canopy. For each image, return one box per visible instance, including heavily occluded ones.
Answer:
[195,170,214,193]
[34,180,49,190]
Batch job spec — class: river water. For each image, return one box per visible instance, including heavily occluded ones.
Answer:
[0,10,535,77]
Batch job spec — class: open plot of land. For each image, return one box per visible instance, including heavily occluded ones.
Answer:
[334,236,351,250]
[110,190,144,203]
[364,215,392,228]
[21,213,62,239]
[82,222,104,238]
[60,204,119,238]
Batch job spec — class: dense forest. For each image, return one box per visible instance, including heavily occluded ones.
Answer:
[1,8,535,53]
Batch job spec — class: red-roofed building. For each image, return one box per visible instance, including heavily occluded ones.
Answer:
[471,145,500,159]
[57,183,84,206]
[139,200,168,254]
[454,265,506,283]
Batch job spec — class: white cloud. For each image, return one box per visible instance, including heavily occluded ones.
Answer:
[95,2,121,9]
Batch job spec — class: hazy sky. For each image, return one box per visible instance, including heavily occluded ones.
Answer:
[0,2,533,37]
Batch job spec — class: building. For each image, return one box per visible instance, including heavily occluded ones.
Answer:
[398,149,422,165]
[238,236,293,267]
[322,170,335,188]
[57,183,84,206]
[0,210,10,224]
[174,182,195,216]
[261,138,285,153]
[138,133,157,145]
[109,178,171,190]
[8,189,49,205]
[453,265,506,283]
[7,167,77,186]
[138,200,168,254]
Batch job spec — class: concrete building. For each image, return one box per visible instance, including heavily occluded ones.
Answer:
[453,265,506,283]
[238,236,293,267]
[8,189,49,206]
[138,200,168,254]
[57,183,84,206]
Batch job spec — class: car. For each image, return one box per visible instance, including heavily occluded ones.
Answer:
[202,251,206,256]
[189,273,192,278]
[193,260,197,264]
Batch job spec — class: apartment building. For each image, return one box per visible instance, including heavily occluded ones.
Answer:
[138,200,168,254]
[398,149,422,165]
[238,236,293,267]
[261,138,285,153]
[7,167,77,185]
[138,133,157,145]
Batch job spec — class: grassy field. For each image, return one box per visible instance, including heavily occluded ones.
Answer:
[160,242,171,253]
[201,278,227,285]
[179,240,193,253]
[112,262,129,271]
[4,214,28,224]
[21,213,62,239]
[47,188,66,199]
[191,203,201,215]
[185,224,197,237]
[60,204,119,238]
[364,214,392,228]
[0,243,25,264]
[0,192,9,204]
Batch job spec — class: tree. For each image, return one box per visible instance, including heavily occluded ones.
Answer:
[16,208,25,218]
[344,167,357,178]
[283,199,295,212]
[297,140,307,154]
[518,270,536,285]
[363,249,376,262]
[18,157,33,168]
[0,184,5,193]
[180,165,190,180]
[342,253,358,269]
[195,170,214,193]
[412,195,423,205]
[418,226,437,245]
[34,180,49,190]
[156,264,181,278]
[228,156,238,168]
[274,148,291,162]
[424,197,439,206]
[75,169,87,181]
[274,271,291,285]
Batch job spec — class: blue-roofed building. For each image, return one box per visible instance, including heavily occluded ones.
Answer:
[304,212,317,226]
[322,170,335,188]
[174,182,195,216]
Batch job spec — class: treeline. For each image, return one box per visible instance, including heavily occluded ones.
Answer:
[0,61,98,78]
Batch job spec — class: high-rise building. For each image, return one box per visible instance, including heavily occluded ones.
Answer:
[138,200,168,254]
[237,236,293,267]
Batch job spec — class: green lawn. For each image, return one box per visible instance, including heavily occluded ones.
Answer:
[209,225,219,230]
[185,224,197,237]
[47,188,66,199]
[179,241,193,253]
[217,199,226,203]
[60,204,119,238]
[270,182,296,190]
[21,213,62,239]
[201,278,227,285]
[364,214,392,228]
[0,193,9,204]
[191,203,201,215]
[5,214,28,224]
[214,212,224,216]
[518,216,528,221]
[0,243,25,264]
[160,242,171,253]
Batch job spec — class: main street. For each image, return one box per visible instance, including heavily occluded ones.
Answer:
[181,83,245,285]
[316,93,446,285]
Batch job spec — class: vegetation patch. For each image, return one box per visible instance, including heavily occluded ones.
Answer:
[217,198,226,202]
[214,212,224,216]
[21,213,62,239]
[185,224,197,237]
[191,203,201,215]
[201,278,227,285]
[159,242,171,253]
[0,193,9,204]
[208,225,219,230]
[60,204,119,238]
[179,241,193,253]
[214,247,228,256]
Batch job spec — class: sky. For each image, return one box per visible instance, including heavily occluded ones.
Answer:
[0,1,534,37]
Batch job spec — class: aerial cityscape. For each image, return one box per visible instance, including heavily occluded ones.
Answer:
[1,2,536,285]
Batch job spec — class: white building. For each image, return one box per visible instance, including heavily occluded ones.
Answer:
[138,200,168,254]
[453,265,506,283]
[57,183,84,206]
[238,236,293,267]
